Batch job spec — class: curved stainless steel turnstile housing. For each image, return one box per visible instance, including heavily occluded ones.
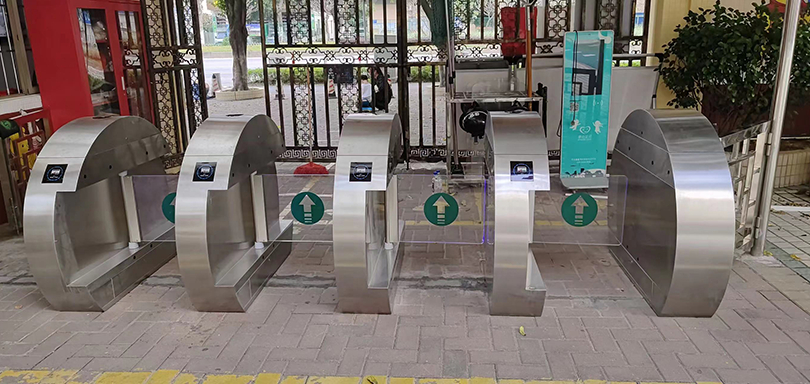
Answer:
[24,116,175,311]
[333,114,403,313]
[610,109,735,317]
[486,111,551,316]
[175,114,292,312]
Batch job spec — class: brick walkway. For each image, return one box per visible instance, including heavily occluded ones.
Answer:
[2,244,810,383]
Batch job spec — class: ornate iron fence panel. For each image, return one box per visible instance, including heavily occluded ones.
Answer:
[141,0,208,165]
[259,0,650,161]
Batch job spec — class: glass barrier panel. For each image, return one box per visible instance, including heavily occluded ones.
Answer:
[272,174,334,243]
[532,175,627,246]
[131,174,177,242]
[397,174,487,245]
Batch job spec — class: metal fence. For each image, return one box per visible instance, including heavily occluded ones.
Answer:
[257,0,651,161]
[722,121,770,253]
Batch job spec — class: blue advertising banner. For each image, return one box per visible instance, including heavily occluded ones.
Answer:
[560,31,613,185]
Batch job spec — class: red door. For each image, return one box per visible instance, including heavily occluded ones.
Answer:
[74,1,152,122]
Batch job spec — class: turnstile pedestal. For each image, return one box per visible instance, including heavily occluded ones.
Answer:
[176,114,292,312]
[24,116,175,311]
[610,109,735,317]
[486,111,551,316]
[333,114,403,314]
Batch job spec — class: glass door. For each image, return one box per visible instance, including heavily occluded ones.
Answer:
[116,10,152,122]
[77,8,120,115]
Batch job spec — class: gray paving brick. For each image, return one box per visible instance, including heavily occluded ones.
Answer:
[616,340,652,366]
[417,335,442,365]
[748,341,806,355]
[285,360,340,376]
[720,340,766,370]
[711,329,768,342]
[298,324,328,349]
[74,344,129,358]
[716,368,781,384]
[750,319,793,343]
[267,347,319,361]
[362,362,390,376]
[59,357,93,370]
[586,328,618,352]
[542,339,592,353]
[610,328,662,341]
[686,366,721,382]
[183,357,239,373]
[571,352,627,367]
[259,359,287,374]
[581,317,629,329]
[685,329,726,354]
[0,355,45,370]
[442,349,467,378]
[316,335,348,361]
[83,357,140,371]
[649,352,692,382]
[515,338,543,365]
[389,362,442,377]
[367,348,417,363]
[559,318,587,340]
[394,325,419,350]
[422,326,467,339]
[675,317,729,330]
[677,353,738,369]
[642,340,697,354]
[489,362,551,381]
[491,327,517,351]
[233,346,270,375]
[469,350,519,364]
[443,337,492,350]
[603,365,663,382]
[760,354,808,383]
[374,315,397,337]
[469,363,496,378]
[336,348,366,376]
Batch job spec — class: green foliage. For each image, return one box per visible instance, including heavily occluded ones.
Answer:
[660,1,810,134]
[409,65,439,82]
[213,0,227,12]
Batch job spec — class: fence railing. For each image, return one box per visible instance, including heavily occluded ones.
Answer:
[722,121,770,253]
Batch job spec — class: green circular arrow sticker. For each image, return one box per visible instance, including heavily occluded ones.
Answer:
[561,192,598,227]
[291,192,325,225]
[161,193,176,224]
[424,193,459,226]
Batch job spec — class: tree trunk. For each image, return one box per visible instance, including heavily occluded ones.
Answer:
[227,0,249,91]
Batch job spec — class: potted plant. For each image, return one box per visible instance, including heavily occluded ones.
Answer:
[660,1,810,136]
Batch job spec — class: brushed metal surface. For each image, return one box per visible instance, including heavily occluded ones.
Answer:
[24,116,174,311]
[486,111,551,316]
[333,114,403,314]
[610,109,735,317]
[175,114,291,312]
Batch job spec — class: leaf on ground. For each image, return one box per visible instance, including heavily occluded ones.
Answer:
[518,326,526,336]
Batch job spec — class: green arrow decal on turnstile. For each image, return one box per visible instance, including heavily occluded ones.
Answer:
[162,192,176,224]
[291,192,325,225]
[424,193,459,226]
[561,192,597,227]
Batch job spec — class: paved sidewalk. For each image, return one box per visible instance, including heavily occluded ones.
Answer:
[3,242,810,383]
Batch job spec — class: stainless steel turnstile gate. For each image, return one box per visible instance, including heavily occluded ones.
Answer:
[175,114,292,312]
[24,116,176,311]
[485,112,551,316]
[609,109,735,317]
[333,114,404,313]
